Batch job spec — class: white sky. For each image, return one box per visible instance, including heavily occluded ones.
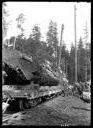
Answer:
[4,2,91,50]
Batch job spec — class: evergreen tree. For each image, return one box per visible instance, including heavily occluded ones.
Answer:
[46,20,59,70]
[15,34,26,52]
[77,37,85,82]
[84,42,91,81]
[46,21,58,56]
[65,50,70,80]
[60,43,66,72]
[32,25,41,42]
[16,13,25,35]
[69,43,75,83]
[13,13,25,49]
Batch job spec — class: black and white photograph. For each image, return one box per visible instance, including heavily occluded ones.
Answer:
[2,2,91,126]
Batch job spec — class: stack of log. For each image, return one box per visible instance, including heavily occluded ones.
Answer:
[2,47,60,87]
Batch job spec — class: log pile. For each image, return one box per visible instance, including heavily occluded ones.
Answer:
[2,47,59,87]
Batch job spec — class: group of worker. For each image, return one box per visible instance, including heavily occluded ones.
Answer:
[63,80,91,97]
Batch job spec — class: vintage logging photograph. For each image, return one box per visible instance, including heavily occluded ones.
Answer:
[2,2,91,126]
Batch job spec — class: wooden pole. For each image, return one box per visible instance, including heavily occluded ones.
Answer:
[74,5,77,83]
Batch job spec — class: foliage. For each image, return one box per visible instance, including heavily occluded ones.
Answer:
[46,20,59,70]
[31,25,41,41]
[16,13,25,34]
[68,38,91,83]
[2,2,10,42]
[77,37,86,82]
[69,43,75,83]
[8,17,91,84]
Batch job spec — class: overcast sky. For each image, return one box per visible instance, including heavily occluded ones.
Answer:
[5,2,91,50]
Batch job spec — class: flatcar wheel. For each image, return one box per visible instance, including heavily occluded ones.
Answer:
[19,99,24,111]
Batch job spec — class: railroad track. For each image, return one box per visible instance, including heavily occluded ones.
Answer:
[2,98,48,123]
[2,111,27,123]
[2,91,64,124]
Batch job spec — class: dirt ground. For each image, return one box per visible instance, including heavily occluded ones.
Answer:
[2,95,91,126]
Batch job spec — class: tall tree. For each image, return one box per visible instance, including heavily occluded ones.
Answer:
[16,13,25,34]
[84,42,91,81]
[46,20,59,70]
[46,21,58,55]
[65,49,70,79]
[69,43,75,83]
[13,13,25,49]
[77,37,85,82]
[32,25,41,42]
[61,43,70,76]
